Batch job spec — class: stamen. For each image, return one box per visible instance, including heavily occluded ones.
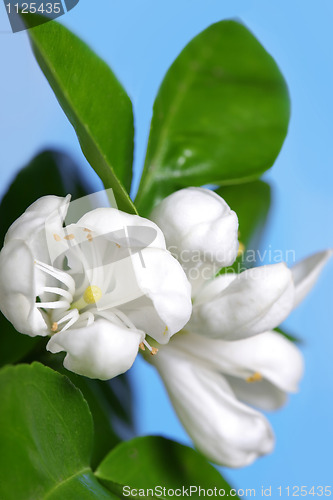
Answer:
[246,372,263,383]
[43,286,73,303]
[96,310,127,328]
[36,300,69,309]
[35,260,75,295]
[76,311,94,328]
[139,342,145,351]
[142,339,158,356]
[53,234,61,242]
[112,308,137,330]
[51,322,58,332]
[57,309,80,332]
[64,234,75,240]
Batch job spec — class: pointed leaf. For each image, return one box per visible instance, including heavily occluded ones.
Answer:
[26,18,136,213]
[216,180,271,250]
[95,436,239,499]
[136,20,289,215]
[0,363,117,499]
[43,352,135,469]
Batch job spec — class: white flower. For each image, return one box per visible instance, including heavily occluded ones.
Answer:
[188,250,332,342]
[149,187,332,467]
[151,187,239,294]
[0,195,192,380]
[151,187,332,342]
[150,329,303,467]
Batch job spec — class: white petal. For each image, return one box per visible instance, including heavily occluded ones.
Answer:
[219,331,304,393]
[225,376,287,411]
[194,273,236,306]
[151,188,239,285]
[5,195,70,245]
[47,319,143,380]
[77,207,166,250]
[0,239,48,336]
[164,330,303,393]
[153,351,274,467]
[189,263,295,340]
[292,250,333,308]
[122,248,192,343]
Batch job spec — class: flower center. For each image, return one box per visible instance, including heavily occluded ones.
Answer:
[34,260,147,344]
[84,285,103,304]
[71,285,103,311]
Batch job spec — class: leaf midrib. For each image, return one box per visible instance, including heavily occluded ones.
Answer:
[29,30,136,214]
[42,467,91,500]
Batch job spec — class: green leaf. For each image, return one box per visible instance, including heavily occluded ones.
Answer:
[216,180,271,250]
[0,150,69,247]
[43,353,135,469]
[136,20,290,216]
[0,313,41,367]
[0,150,89,367]
[95,436,239,499]
[0,363,116,500]
[216,181,271,275]
[26,17,136,214]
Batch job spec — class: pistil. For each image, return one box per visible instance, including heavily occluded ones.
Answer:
[71,285,103,311]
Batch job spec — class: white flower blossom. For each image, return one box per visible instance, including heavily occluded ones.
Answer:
[0,195,192,380]
[150,329,303,467]
[151,187,239,294]
[150,187,332,467]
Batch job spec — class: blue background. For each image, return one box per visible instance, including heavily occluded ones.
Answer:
[0,0,332,494]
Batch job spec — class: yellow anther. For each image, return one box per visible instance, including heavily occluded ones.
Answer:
[87,233,93,242]
[163,326,169,336]
[151,347,159,356]
[83,286,103,304]
[53,234,61,242]
[237,241,245,257]
[115,243,121,248]
[246,372,263,383]
[139,342,145,351]
[64,234,75,241]
[51,322,58,332]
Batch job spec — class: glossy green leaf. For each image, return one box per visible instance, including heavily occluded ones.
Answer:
[216,181,271,275]
[95,436,239,499]
[43,353,135,469]
[26,17,136,214]
[216,180,271,250]
[136,20,290,215]
[0,150,89,367]
[0,313,41,367]
[0,363,116,500]
[0,150,70,246]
